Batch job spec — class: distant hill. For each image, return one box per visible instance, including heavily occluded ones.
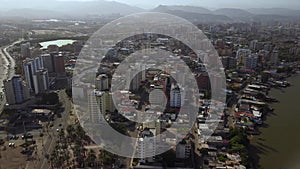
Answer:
[0,0,144,19]
[252,14,298,23]
[214,8,254,20]
[247,8,300,17]
[1,8,68,19]
[53,1,144,17]
[152,5,233,23]
[0,1,300,22]
[153,5,212,14]
[152,5,300,23]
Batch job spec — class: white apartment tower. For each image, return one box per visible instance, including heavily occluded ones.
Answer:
[170,84,185,108]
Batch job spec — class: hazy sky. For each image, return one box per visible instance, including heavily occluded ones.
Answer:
[61,0,300,9]
[114,0,300,9]
[1,0,298,10]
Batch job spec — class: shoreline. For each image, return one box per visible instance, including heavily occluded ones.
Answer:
[249,71,300,169]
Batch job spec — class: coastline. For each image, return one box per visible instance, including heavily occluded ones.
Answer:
[250,72,300,169]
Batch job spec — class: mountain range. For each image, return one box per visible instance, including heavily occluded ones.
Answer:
[152,5,300,23]
[0,0,299,23]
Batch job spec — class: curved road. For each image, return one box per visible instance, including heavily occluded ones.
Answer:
[0,39,22,113]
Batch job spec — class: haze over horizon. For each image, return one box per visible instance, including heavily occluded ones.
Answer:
[0,0,299,20]
[59,0,300,10]
[0,0,299,10]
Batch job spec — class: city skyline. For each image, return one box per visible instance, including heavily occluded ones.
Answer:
[0,1,299,168]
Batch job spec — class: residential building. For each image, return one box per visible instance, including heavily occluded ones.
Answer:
[3,76,29,105]
[195,73,210,92]
[249,40,258,51]
[41,54,55,73]
[98,92,115,114]
[137,129,156,162]
[23,58,44,92]
[221,56,237,70]
[127,68,142,91]
[270,50,279,66]
[88,90,105,124]
[176,140,191,159]
[33,69,49,94]
[236,49,251,65]
[42,53,66,76]
[54,54,66,76]
[170,84,185,108]
[244,54,258,70]
[96,74,109,91]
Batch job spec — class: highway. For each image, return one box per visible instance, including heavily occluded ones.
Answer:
[35,90,72,169]
[0,40,21,114]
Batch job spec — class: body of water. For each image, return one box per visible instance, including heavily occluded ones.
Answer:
[253,74,300,169]
[39,39,75,49]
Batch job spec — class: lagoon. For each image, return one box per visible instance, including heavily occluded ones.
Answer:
[39,39,75,49]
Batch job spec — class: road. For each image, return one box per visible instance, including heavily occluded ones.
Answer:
[0,49,9,113]
[0,39,23,113]
[35,90,72,169]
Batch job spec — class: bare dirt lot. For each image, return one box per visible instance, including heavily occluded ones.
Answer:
[0,145,28,169]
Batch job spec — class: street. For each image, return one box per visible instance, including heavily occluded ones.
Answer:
[34,90,72,169]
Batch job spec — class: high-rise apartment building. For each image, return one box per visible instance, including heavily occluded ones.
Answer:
[54,54,66,77]
[270,50,279,66]
[170,84,185,108]
[23,58,44,92]
[33,69,49,94]
[236,49,252,65]
[244,54,258,70]
[3,76,29,105]
[95,74,109,91]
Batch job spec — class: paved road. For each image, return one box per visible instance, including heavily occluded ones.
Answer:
[0,49,9,114]
[35,90,72,169]
[0,39,23,113]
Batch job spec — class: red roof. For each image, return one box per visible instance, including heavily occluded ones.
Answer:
[235,112,254,117]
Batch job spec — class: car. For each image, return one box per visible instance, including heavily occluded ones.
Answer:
[22,133,33,139]
[7,136,12,140]
[8,142,15,147]
[12,135,19,140]
[58,124,62,127]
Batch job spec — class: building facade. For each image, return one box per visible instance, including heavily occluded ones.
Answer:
[3,76,29,105]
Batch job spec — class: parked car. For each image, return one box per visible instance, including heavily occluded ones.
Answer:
[8,142,15,147]
[22,133,33,139]
[12,135,19,140]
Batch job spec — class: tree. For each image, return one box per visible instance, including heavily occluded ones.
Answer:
[40,92,59,105]
[200,148,209,155]
[65,88,72,98]
[86,150,97,167]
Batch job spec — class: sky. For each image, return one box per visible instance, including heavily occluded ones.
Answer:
[59,0,300,10]
[0,0,299,10]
